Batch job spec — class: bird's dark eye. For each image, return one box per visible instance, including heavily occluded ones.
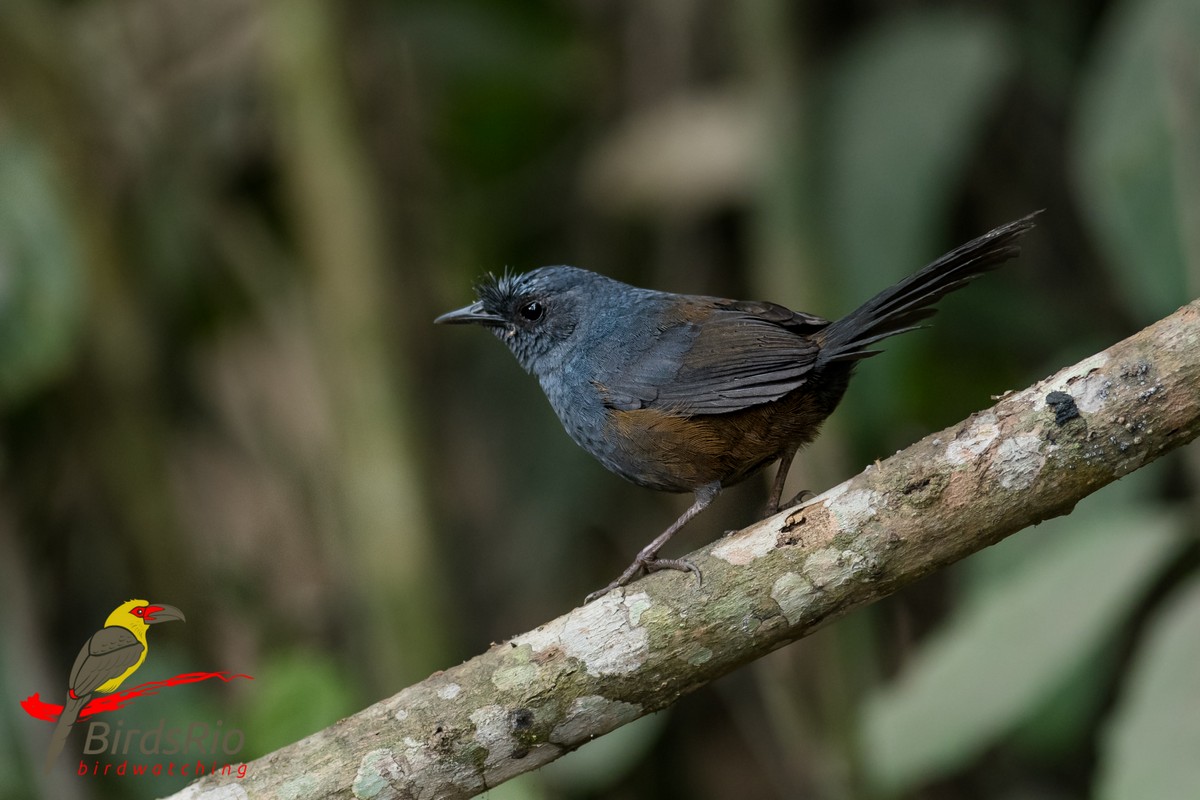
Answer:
[519,301,544,322]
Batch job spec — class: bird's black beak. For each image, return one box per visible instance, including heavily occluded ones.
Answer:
[434,300,505,326]
[145,604,186,624]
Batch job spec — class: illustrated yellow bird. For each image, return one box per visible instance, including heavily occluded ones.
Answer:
[44,599,185,771]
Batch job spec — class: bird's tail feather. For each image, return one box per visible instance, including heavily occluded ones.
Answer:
[817,213,1038,365]
[44,694,88,773]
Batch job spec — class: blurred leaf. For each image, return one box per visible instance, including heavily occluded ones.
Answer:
[823,11,1015,286]
[860,507,1185,793]
[1096,573,1200,800]
[0,135,85,407]
[1007,636,1118,757]
[239,650,358,759]
[1072,0,1200,320]
[958,466,1165,759]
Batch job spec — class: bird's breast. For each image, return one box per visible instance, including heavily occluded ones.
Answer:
[600,407,734,491]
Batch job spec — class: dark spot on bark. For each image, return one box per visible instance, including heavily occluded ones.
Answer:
[509,708,534,732]
[897,471,947,508]
[903,477,931,494]
[429,721,454,752]
[1046,391,1080,425]
[509,708,536,759]
[777,527,804,547]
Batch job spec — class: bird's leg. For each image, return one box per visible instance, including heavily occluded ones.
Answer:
[762,444,800,517]
[585,483,720,603]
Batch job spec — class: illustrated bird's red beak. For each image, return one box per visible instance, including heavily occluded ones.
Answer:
[144,604,186,624]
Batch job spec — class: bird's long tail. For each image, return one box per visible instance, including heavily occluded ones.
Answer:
[817,213,1038,365]
[44,693,88,772]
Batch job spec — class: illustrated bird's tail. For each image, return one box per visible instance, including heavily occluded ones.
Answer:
[817,213,1038,365]
[44,693,88,773]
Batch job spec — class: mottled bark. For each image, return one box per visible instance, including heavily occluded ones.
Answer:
[165,300,1200,800]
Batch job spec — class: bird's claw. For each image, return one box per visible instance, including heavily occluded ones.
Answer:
[584,555,702,603]
[762,488,816,518]
[784,489,816,509]
[583,585,614,604]
[647,557,702,586]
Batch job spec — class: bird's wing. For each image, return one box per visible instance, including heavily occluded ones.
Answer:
[69,626,144,697]
[598,298,828,414]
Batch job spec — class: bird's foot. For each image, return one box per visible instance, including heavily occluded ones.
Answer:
[585,555,702,603]
[583,582,621,605]
[647,556,702,583]
[783,489,816,510]
[761,489,815,518]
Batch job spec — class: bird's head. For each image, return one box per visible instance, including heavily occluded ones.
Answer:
[104,599,186,633]
[435,266,610,376]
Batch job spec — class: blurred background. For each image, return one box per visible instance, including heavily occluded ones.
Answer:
[2,0,1198,798]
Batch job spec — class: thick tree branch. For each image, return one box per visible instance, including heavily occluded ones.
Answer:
[168,301,1200,800]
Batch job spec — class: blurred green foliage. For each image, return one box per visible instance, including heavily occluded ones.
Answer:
[0,0,1196,799]
[0,136,84,406]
